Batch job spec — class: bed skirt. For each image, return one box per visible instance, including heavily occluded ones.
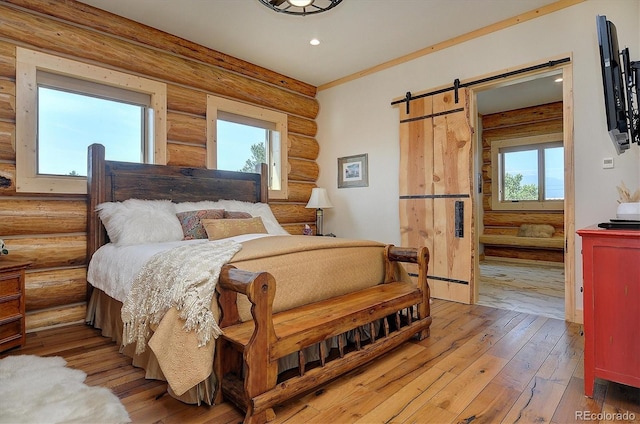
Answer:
[86,289,217,405]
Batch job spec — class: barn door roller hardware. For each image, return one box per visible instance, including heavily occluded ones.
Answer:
[392,57,570,114]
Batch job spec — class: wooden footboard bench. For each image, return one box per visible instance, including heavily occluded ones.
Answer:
[215,245,431,424]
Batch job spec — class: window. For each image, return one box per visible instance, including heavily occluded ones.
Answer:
[491,133,564,211]
[207,95,288,199]
[16,48,167,194]
[37,73,150,177]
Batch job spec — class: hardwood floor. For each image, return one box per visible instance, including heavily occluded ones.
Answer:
[477,259,565,320]
[3,300,639,423]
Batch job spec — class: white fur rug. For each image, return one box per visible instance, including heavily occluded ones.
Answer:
[0,355,130,424]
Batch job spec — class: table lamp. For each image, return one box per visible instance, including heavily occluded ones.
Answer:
[305,187,333,236]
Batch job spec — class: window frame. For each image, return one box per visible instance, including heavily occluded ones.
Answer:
[15,47,167,194]
[490,132,564,211]
[207,95,288,200]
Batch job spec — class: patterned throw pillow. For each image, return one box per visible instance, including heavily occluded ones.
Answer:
[202,217,267,240]
[176,209,225,240]
[223,210,252,219]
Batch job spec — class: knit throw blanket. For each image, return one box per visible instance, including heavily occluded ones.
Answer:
[121,240,242,354]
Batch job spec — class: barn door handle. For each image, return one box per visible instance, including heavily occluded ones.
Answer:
[455,201,464,238]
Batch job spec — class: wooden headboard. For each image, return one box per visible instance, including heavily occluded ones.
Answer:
[86,143,268,260]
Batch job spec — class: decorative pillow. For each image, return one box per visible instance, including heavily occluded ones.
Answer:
[96,199,184,245]
[175,200,289,235]
[224,210,252,219]
[202,217,267,240]
[176,209,225,239]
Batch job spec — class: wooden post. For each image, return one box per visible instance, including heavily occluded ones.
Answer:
[86,143,106,301]
[416,246,430,340]
[384,245,431,340]
[242,271,277,424]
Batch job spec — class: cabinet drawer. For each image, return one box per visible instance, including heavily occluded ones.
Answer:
[0,297,21,319]
[0,275,21,297]
[0,319,22,342]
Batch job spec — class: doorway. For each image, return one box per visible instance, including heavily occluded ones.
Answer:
[471,62,575,322]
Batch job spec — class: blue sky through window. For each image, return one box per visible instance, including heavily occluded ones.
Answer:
[38,87,142,176]
[217,120,266,172]
[544,147,564,200]
[38,88,264,177]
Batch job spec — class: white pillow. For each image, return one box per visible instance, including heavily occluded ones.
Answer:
[96,199,184,246]
[174,200,290,235]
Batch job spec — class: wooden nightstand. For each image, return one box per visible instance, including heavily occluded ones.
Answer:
[0,260,29,352]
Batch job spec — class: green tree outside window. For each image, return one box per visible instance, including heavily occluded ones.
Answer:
[239,143,266,173]
[504,173,538,201]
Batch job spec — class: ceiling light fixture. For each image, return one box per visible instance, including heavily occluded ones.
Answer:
[289,0,313,6]
[259,0,343,16]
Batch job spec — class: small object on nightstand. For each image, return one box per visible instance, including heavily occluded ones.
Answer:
[324,233,336,237]
[0,259,30,352]
[303,224,313,236]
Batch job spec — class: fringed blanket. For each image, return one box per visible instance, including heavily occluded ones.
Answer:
[121,239,242,354]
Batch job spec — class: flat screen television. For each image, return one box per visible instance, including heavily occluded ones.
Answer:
[622,47,640,146]
[596,15,639,154]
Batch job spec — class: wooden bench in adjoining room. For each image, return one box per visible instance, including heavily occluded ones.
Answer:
[479,224,565,263]
[479,233,565,250]
[214,245,431,424]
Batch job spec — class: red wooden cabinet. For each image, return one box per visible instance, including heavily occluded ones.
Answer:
[578,227,640,397]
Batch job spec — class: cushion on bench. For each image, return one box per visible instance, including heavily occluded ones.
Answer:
[517,224,555,238]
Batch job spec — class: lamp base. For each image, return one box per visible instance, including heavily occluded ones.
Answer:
[315,208,324,236]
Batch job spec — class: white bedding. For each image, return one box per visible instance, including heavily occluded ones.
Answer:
[87,233,273,303]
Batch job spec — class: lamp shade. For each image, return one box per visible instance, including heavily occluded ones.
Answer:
[306,188,333,209]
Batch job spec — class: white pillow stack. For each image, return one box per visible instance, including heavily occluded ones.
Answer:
[96,198,290,246]
[96,199,184,246]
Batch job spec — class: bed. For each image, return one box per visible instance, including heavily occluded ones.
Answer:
[84,143,431,422]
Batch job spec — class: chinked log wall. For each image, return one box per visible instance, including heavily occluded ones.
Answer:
[0,0,321,331]
[481,101,564,263]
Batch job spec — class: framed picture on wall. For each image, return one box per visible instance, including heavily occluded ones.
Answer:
[338,153,368,188]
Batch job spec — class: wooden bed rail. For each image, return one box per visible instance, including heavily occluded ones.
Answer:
[215,244,431,424]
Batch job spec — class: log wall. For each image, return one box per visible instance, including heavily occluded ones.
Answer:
[0,0,321,331]
[480,102,565,262]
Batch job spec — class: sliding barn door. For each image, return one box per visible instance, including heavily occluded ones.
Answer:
[399,89,474,304]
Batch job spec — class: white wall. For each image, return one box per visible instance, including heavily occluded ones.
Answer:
[316,0,639,313]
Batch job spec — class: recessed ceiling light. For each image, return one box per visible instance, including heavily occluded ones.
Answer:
[555,77,563,83]
[310,38,320,46]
